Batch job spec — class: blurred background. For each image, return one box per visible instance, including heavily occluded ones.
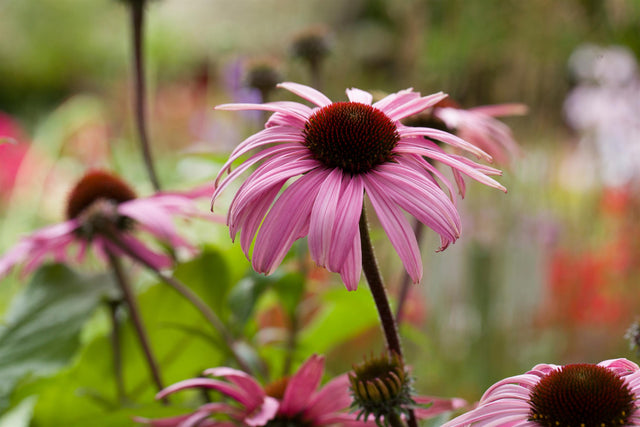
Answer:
[2,0,640,423]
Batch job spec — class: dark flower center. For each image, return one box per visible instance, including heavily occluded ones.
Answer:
[303,102,399,174]
[264,376,290,400]
[528,364,636,427]
[66,170,137,220]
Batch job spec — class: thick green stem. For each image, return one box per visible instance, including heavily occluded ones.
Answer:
[129,0,161,191]
[358,207,417,427]
[358,208,403,356]
[107,252,168,404]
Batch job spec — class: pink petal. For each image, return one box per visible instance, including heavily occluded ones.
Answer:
[203,367,267,409]
[215,101,312,123]
[280,355,325,416]
[308,170,363,274]
[399,125,493,162]
[303,374,352,421]
[373,88,420,112]
[251,169,325,274]
[395,141,506,192]
[339,229,362,291]
[371,163,461,249]
[362,175,423,283]
[382,92,447,122]
[346,88,373,105]
[277,82,332,107]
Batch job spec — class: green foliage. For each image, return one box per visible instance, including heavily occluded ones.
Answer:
[0,264,116,412]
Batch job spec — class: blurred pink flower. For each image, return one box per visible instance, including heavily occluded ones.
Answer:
[136,354,363,427]
[0,170,215,278]
[442,358,640,427]
[0,111,30,202]
[213,82,505,290]
[433,103,527,166]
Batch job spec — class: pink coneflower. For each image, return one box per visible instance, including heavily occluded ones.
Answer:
[212,82,505,290]
[442,358,640,427]
[136,354,362,427]
[0,170,213,278]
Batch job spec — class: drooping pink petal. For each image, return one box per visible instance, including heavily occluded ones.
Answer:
[395,141,506,192]
[280,354,325,416]
[308,168,343,267]
[251,170,325,274]
[363,174,423,283]
[213,142,309,201]
[339,227,362,291]
[214,127,307,188]
[371,163,461,248]
[399,125,493,162]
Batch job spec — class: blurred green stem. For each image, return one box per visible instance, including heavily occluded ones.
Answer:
[129,0,161,191]
[359,207,417,427]
[107,299,127,405]
[104,232,256,375]
[106,251,168,404]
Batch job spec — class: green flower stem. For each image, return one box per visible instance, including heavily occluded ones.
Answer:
[388,411,407,427]
[358,207,417,427]
[395,218,424,323]
[359,207,402,356]
[129,0,161,191]
[107,299,127,404]
[104,232,255,375]
[106,252,168,404]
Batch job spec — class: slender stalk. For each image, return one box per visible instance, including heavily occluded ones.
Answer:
[358,207,403,356]
[358,207,417,427]
[129,0,161,191]
[106,252,168,404]
[107,299,127,404]
[388,411,407,427]
[395,218,424,323]
[104,232,254,374]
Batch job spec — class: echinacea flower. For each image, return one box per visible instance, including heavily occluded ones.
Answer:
[212,82,506,290]
[135,354,362,427]
[136,354,464,427]
[442,358,640,427]
[0,169,214,279]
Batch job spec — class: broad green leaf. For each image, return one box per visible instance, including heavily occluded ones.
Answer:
[0,264,116,411]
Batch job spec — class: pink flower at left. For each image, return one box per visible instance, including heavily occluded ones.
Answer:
[0,169,218,279]
[135,355,363,427]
